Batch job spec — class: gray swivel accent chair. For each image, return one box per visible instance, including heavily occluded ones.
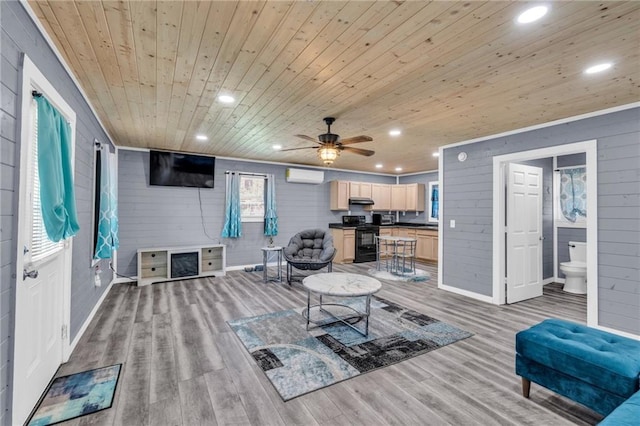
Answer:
[283,229,336,284]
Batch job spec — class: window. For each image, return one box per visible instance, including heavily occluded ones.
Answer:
[240,175,265,222]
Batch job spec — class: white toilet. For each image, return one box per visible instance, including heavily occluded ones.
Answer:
[560,241,587,294]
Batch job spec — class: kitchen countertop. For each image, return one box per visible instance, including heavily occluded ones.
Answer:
[329,223,438,230]
[382,223,439,229]
[328,223,357,229]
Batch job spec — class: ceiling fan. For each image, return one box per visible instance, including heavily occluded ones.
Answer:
[282,117,374,165]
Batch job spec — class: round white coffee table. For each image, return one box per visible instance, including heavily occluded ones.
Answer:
[302,272,382,336]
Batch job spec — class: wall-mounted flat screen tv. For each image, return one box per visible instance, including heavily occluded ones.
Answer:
[149,150,215,188]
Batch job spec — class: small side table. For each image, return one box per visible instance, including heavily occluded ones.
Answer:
[261,246,283,283]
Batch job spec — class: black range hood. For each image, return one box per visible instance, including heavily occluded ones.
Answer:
[349,197,374,205]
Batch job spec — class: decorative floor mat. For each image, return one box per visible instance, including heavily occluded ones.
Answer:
[27,364,121,426]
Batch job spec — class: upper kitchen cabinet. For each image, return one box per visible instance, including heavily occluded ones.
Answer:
[349,182,372,198]
[405,183,426,212]
[391,185,407,211]
[330,181,425,212]
[330,180,350,210]
[366,183,391,211]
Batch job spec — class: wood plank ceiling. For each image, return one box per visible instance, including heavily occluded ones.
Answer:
[28,1,640,173]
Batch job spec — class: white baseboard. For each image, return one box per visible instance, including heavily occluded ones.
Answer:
[68,279,114,355]
[541,278,554,285]
[112,276,137,285]
[227,261,287,272]
[438,283,494,304]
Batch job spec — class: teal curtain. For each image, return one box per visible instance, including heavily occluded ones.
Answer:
[560,167,587,222]
[264,174,278,236]
[35,95,80,242]
[431,185,439,219]
[94,146,119,259]
[221,172,242,238]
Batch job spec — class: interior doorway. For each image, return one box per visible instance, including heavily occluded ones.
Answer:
[492,140,598,327]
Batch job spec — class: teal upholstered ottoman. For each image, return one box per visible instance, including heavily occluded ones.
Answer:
[599,390,640,425]
[515,318,640,416]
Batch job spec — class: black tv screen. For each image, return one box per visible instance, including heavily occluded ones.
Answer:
[149,150,215,188]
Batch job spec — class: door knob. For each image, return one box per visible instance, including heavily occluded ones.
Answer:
[23,269,38,280]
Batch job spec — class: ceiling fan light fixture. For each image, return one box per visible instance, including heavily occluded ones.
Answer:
[318,146,339,165]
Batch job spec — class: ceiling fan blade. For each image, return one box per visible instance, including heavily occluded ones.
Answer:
[280,146,318,152]
[294,134,320,143]
[339,135,373,145]
[342,146,375,156]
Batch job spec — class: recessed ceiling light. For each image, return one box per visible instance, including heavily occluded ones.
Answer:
[432,152,440,157]
[196,134,208,141]
[395,167,403,172]
[517,5,548,24]
[584,62,613,74]
[389,129,402,137]
[272,144,282,150]
[218,94,235,104]
[375,163,383,168]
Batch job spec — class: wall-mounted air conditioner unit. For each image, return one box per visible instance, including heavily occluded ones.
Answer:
[285,168,324,184]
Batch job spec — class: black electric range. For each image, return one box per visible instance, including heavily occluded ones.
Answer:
[342,216,379,263]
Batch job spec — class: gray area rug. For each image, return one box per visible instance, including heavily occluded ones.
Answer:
[227,296,472,400]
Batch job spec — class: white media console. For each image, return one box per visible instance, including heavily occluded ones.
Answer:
[137,244,226,286]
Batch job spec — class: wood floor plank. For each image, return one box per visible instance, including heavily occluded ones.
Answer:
[58,262,600,425]
[134,284,154,323]
[150,312,179,404]
[203,368,251,425]
[178,376,217,425]
[216,332,286,426]
[112,320,152,426]
[149,395,182,426]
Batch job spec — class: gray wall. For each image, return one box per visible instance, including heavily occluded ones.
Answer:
[442,107,640,335]
[557,152,586,168]
[398,171,439,224]
[117,150,396,276]
[1,2,113,423]
[517,158,554,279]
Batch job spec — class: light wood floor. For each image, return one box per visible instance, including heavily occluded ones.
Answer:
[55,261,599,426]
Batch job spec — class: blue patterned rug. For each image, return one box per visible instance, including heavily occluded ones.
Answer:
[227,296,472,400]
[27,364,121,426]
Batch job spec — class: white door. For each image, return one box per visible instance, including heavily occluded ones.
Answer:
[506,163,543,303]
[13,88,72,424]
